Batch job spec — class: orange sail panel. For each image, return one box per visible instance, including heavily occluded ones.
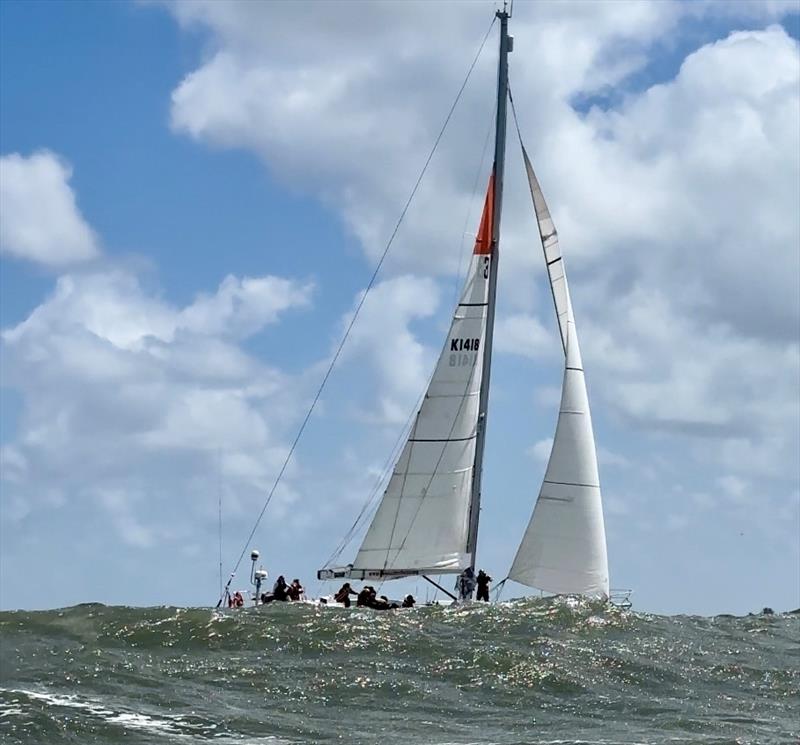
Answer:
[473,171,495,255]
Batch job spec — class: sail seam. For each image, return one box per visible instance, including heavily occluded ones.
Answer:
[425,391,480,397]
[506,80,610,598]
[543,479,599,488]
[381,491,469,498]
[390,467,472,476]
[408,435,477,443]
[382,346,483,571]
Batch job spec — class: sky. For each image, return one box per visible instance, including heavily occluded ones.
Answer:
[1,0,798,616]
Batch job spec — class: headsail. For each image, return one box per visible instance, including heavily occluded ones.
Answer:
[321,175,496,579]
[508,148,609,598]
[520,146,571,353]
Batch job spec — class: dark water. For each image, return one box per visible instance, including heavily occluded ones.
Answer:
[0,598,797,744]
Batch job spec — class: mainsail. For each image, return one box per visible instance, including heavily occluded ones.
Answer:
[321,176,496,579]
[318,8,512,589]
[508,147,609,598]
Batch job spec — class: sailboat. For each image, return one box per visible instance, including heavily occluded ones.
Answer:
[316,7,611,603]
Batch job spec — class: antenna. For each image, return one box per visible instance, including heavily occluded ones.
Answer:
[217,447,223,598]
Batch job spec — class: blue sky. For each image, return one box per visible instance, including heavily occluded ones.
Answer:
[1,0,798,615]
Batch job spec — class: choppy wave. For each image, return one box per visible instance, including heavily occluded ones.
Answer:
[1,598,797,744]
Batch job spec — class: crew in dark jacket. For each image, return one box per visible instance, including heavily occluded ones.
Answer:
[476,570,492,602]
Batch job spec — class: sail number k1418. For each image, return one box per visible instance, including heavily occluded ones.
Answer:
[449,337,480,367]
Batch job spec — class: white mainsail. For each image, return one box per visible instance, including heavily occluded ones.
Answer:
[330,177,496,578]
[508,148,609,598]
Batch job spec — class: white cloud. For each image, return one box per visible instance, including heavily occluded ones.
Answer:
[163,4,799,464]
[597,447,631,470]
[570,25,800,339]
[4,1,799,611]
[495,313,555,360]
[1,267,314,542]
[716,474,750,505]
[98,488,158,548]
[0,151,100,267]
[179,274,312,338]
[528,437,553,463]
[165,1,688,281]
[341,274,440,424]
[4,271,313,352]
[0,257,451,578]
[159,3,800,601]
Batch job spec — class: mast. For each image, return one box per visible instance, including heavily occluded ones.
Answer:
[465,8,511,575]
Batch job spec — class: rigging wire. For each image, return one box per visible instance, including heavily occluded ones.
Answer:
[378,191,496,575]
[452,103,496,307]
[378,32,504,580]
[380,335,474,575]
[492,576,508,602]
[316,352,440,598]
[380,78,516,595]
[507,82,527,153]
[320,400,417,571]
[217,448,223,599]
[216,14,498,606]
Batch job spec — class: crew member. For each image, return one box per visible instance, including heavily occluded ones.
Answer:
[229,591,244,608]
[356,586,373,607]
[334,582,357,607]
[288,578,304,601]
[272,576,290,602]
[476,570,492,602]
[458,567,476,600]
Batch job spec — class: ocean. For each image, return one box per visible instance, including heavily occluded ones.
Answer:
[0,597,797,744]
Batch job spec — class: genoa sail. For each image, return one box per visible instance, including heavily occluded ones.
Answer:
[323,175,496,579]
[508,148,609,598]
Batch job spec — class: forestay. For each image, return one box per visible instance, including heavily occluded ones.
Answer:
[338,176,496,578]
[508,151,609,598]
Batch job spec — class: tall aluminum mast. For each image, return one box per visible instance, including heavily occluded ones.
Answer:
[464,7,511,588]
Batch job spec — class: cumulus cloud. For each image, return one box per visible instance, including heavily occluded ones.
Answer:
[340,274,441,424]
[179,275,313,339]
[163,2,799,445]
[716,475,750,505]
[0,249,454,609]
[0,150,100,267]
[1,268,314,543]
[4,271,312,351]
[3,0,798,611]
[495,313,555,359]
[160,2,800,578]
[528,437,554,463]
[165,1,696,283]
